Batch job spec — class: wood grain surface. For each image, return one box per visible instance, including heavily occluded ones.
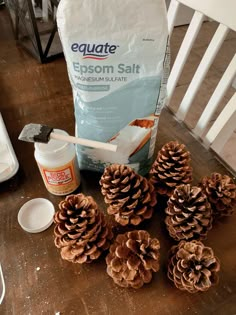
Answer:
[0,8,236,315]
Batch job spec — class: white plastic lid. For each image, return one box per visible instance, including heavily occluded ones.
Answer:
[18,198,55,233]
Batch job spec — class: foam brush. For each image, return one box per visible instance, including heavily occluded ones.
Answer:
[18,123,117,152]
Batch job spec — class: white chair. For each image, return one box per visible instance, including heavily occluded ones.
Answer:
[167,0,236,171]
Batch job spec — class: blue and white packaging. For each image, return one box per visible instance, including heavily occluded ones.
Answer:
[57,0,169,175]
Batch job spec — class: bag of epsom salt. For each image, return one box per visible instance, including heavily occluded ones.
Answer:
[57,0,169,175]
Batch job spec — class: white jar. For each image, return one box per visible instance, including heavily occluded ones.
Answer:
[34,129,80,196]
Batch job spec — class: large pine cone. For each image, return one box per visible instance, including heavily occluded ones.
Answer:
[165,184,213,241]
[106,230,160,289]
[168,240,220,293]
[100,164,157,226]
[54,194,113,263]
[200,173,236,218]
[149,141,192,197]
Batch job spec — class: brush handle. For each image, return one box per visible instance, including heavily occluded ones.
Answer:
[50,132,117,152]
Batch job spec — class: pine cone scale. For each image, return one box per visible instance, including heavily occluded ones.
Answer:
[130,216,142,225]
[126,200,138,209]
[127,256,140,270]
[116,215,129,226]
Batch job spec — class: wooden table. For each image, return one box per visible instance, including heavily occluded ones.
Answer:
[1,106,236,314]
[0,8,236,315]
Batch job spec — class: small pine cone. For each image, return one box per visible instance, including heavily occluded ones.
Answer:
[149,141,192,197]
[165,184,213,241]
[200,173,236,218]
[54,193,113,263]
[100,164,157,226]
[106,230,160,289]
[168,240,220,293]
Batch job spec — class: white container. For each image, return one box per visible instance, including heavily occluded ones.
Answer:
[34,129,80,195]
[0,113,19,182]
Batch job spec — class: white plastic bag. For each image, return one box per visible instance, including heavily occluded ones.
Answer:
[57,0,169,175]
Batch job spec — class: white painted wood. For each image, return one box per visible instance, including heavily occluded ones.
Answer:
[0,263,5,305]
[167,0,180,36]
[178,0,236,31]
[173,5,194,27]
[167,0,236,171]
[167,11,204,105]
[42,0,49,21]
[194,54,236,137]
[232,76,236,90]
[176,24,229,121]
[204,92,236,151]
[166,0,194,27]
[53,5,57,21]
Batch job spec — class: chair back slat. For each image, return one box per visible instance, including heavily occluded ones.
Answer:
[175,23,229,121]
[167,11,204,105]
[205,92,236,151]
[167,0,180,36]
[193,54,236,137]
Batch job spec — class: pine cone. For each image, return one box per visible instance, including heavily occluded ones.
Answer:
[200,173,236,218]
[100,164,157,226]
[54,193,113,263]
[168,240,220,293]
[149,141,192,196]
[106,230,160,288]
[165,184,212,241]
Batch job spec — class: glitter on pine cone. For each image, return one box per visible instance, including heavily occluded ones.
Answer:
[149,141,192,197]
[168,240,220,293]
[99,164,157,226]
[165,184,213,241]
[200,172,236,219]
[106,230,160,289]
[54,193,113,264]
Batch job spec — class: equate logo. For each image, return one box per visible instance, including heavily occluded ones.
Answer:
[71,42,119,60]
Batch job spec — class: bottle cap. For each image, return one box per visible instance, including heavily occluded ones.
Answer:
[18,198,55,233]
[34,129,69,159]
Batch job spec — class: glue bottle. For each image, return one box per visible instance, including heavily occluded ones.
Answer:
[34,129,80,196]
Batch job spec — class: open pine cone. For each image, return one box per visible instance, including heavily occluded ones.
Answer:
[165,184,213,241]
[106,230,160,289]
[168,240,220,293]
[200,173,236,218]
[100,164,157,226]
[54,193,113,263]
[149,141,192,197]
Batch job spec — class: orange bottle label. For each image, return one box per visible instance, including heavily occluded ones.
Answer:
[37,158,80,195]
